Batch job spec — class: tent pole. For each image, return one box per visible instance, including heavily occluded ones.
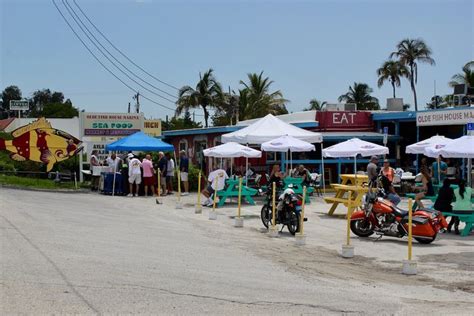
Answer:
[112,151,116,197]
[354,156,357,185]
[174,150,181,202]
[437,156,441,184]
[321,143,326,195]
[290,150,292,173]
[231,158,233,178]
[246,157,248,186]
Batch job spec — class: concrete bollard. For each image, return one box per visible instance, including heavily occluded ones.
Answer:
[195,204,202,214]
[268,225,279,238]
[208,210,217,220]
[341,244,354,258]
[234,217,244,227]
[294,233,306,246]
[402,260,418,275]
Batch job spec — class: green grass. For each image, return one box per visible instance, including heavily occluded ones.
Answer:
[0,174,79,190]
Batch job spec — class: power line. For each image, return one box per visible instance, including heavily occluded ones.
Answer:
[64,0,177,100]
[60,0,176,104]
[51,0,176,112]
[72,0,180,91]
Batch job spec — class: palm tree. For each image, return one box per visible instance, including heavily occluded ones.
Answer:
[390,38,435,111]
[305,98,327,111]
[176,69,223,127]
[449,61,474,88]
[239,71,288,118]
[338,82,379,110]
[376,60,409,98]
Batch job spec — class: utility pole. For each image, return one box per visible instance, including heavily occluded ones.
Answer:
[133,92,140,113]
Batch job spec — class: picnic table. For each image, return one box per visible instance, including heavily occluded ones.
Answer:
[283,177,314,204]
[324,174,369,216]
[216,178,258,208]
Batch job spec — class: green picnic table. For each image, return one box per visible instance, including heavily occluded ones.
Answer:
[283,177,313,204]
[216,178,258,208]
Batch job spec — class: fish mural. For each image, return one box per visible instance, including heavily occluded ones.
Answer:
[0,117,82,171]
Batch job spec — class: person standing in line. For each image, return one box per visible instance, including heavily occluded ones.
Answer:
[367,156,379,184]
[90,150,101,191]
[142,154,155,197]
[165,152,175,194]
[179,150,189,196]
[106,153,122,173]
[127,153,142,197]
[158,152,168,196]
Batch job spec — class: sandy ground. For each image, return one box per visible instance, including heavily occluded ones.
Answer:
[1,188,473,315]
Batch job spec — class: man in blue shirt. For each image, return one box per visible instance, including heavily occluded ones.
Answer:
[179,150,190,196]
[431,157,447,184]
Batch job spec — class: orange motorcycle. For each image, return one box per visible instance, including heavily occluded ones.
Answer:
[350,176,447,244]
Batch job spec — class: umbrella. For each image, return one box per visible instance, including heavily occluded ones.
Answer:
[406,135,452,155]
[439,135,474,185]
[261,135,315,174]
[203,142,262,185]
[323,138,389,158]
[407,135,453,184]
[203,142,261,158]
[323,138,389,184]
[261,135,316,152]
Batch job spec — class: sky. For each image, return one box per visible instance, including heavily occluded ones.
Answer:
[1,0,473,122]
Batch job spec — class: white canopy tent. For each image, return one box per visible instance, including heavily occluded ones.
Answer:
[222,114,323,144]
[407,135,453,184]
[438,135,474,185]
[323,138,389,183]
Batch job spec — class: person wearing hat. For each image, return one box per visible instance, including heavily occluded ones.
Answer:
[127,153,142,197]
[367,156,379,184]
[179,150,189,196]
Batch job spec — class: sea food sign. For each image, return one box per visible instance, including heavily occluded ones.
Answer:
[80,112,144,136]
[416,108,474,126]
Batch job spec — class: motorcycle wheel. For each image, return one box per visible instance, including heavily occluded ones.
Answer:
[350,218,374,237]
[261,205,272,229]
[414,234,437,244]
[287,211,300,235]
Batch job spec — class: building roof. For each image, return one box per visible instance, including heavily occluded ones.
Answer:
[0,118,15,131]
[236,110,317,126]
[163,120,319,137]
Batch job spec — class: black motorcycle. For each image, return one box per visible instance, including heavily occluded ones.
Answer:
[260,184,304,235]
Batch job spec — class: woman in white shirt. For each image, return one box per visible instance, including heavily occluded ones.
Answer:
[165,152,175,194]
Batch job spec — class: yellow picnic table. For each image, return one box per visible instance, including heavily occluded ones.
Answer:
[324,174,369,216]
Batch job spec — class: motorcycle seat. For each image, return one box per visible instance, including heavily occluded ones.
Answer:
[392,206,408,217]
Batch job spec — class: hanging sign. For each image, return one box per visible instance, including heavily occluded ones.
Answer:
[416,108,474,126]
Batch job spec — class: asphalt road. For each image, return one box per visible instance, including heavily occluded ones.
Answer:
[1,188,473,315]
